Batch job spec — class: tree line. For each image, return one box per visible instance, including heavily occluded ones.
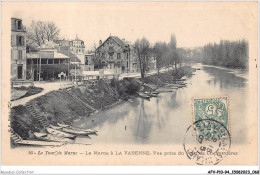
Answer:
[134,34,182,79]
[202,39,248,69]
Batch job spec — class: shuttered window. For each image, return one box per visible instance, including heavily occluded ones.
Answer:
[16,36,24,46]
[18,50,22,60]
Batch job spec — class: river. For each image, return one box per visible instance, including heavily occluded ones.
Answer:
[73,63,248,145]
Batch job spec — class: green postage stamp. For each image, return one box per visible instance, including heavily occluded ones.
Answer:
[192,96,229,131]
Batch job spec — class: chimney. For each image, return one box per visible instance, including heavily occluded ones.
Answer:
[99,40,102,46]
[122,38,125,43]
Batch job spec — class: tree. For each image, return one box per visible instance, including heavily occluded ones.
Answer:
[44,22,60,42]
[154,42,168,74]
[27,20,60,46]
[134,37,151,79]
[202,39,248,69]
[168,34,180,71]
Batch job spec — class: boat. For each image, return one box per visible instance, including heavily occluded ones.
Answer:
[57,123,98,135]
[34,132,74,143]
[128,99,134,103]
[151,90,160,94]
[158,88,176,93]
[138,92,150,99]
[57,123,70,128]
[61,127,90,135]
[46,128,76,138]
[49,125,63,130]
[84,129,98,134]
[15,140,65,147]
[149,93,158,97]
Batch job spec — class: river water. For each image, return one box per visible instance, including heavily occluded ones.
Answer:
[73,63,248,145]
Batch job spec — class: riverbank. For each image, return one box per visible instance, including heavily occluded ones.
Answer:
[10,65,194,142]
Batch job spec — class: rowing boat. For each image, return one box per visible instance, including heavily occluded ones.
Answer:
[138,92,150,99]
[46,128,76,138]
[61,127,89,135]
[34,132,74,143]
[57,123,70,127]
[50,125,63,130]
[57,123,98,135]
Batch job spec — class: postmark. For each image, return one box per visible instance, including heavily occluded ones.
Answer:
[183,119,231,165]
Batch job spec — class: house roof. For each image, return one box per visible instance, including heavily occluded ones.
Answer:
[59,46,81,63]
[26,51,69,59]
[97,36,130,51]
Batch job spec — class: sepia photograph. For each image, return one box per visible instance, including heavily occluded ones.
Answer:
[1,1,259,173]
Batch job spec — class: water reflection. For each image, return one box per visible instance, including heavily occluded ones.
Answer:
[132,99,152,143]
[73,63,248,145]
[204,67,247,89]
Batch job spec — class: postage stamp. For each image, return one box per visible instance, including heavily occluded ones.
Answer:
[192,96,229,132]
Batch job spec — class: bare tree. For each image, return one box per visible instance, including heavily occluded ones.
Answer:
[44,22,60,42]
[27,20,60,46]
[134,37,151,79]
[27,20,45,46]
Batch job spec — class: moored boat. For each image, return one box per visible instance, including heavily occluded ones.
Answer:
[61,127,89,135]
[57,123,70,128]
[149,93,158,97]
[151,90,160,94]
[46,128,76,138]
[128,99,134,103]
[34,132,74,143]
[138,92,150,99]
[50,125,63,130]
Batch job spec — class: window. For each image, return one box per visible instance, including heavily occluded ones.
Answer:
[85,57,89,65]
[54,59,59,64]
[18,50,22,60]
[102,53,105,59]
[17,20,22,30]
[17,36,24,46]
[117,53,121,59]
[48,59,53,64]
[26,59,31,64]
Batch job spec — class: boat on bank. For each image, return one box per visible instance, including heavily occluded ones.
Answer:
[61,127,90,135]
[57,123,70,128]
[57,123,98,135]
[46,128,76,138]
[34,132,74,143]
[50,125,63,130]
[138,92,150,99]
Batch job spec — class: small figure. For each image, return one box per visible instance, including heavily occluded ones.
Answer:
[125,125,127,130]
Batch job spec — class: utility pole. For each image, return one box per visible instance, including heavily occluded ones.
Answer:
[39,45,41,82]
[67,46,70,82]
[75,63,77,83]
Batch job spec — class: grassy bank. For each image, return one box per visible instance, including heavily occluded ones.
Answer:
[10,66,194,141]
[11,86,43,101]
[143,65,195,87]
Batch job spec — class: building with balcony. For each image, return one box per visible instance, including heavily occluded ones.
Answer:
[26,49,71,81]
[11,18,27,81]
[95,36,138,74]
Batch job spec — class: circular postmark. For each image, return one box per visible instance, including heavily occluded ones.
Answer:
[183,119,231,165]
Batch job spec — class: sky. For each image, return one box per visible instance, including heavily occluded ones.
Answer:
[6,1,256,50]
